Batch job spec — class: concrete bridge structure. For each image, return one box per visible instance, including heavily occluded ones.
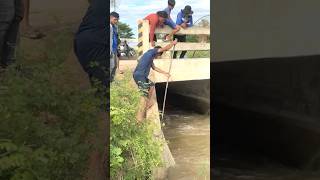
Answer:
[213,0,320,171]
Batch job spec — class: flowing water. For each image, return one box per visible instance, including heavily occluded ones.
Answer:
[162,108,210,180]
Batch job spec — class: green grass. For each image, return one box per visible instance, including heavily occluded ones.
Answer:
[110,73,162,179]
[0,28,101,180]
[186,50,210,58]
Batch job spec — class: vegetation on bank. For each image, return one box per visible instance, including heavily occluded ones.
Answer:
[110,73,162,179]
[0,30,101,180]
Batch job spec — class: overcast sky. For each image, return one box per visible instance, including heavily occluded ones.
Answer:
[111,0,210,38]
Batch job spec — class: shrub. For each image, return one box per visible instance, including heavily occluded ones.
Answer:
[0,30,101,180]
[110,73,162,179]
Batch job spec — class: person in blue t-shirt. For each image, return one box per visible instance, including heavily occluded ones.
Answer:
[110,11,120,81]
[173,5,194,59]
[133,39,178,121]
[163,0,180,35]
[163,0,180,41]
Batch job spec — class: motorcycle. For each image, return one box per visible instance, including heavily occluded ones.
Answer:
[118,41,136,58]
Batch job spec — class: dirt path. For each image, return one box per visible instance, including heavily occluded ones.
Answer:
[29,0,88,29]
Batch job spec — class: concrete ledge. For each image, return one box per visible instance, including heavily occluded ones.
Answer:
[155,25,210,35]
[155,42,210,51]
[120,58,210,82]
[151,58,210,82]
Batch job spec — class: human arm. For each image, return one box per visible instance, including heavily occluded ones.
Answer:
[187,15,193,27]
[116,56,123,74]
[177,13,188,29]
[157,39,178,53]
[149,21,157,46]
[166,25,181,40]
[151,63,170,77]
[176,12,183,25]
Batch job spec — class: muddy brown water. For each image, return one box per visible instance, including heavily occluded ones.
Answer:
[163,108,210,180]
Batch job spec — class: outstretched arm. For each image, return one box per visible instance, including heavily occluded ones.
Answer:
[167,26,181,39]
[149,21,157,46]
[157,39,178,53]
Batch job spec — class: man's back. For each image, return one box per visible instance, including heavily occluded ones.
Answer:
[144,13,159,25]
[134,48,158,77]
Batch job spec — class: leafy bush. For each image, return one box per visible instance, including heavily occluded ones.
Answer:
[110,74,162,179]
[0,30,101,180]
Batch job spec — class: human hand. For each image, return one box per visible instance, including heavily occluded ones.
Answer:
[165,34,171,41]
[181,23,187,29]
[172,39,178,45]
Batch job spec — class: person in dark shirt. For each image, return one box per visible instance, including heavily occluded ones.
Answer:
[74,0,109,115]
[74,0,108,88]
[163,0,180,41]
[74,1,109,178]
[0,0,24,69]
[173,5,194,59]
[133,39,178,121]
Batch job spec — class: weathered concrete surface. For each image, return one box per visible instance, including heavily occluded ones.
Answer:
[213,0,320,61]
[213,55,320,168]
[120,59,210,83]
[155,42,210,51]
[155,26,210,35]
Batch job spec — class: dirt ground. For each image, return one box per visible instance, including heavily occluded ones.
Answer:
[29,0,88,29]
[22,0,90,82]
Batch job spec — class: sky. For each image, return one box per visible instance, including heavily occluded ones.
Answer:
[111,0,210,38]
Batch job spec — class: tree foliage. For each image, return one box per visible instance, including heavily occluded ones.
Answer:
[117,22,134,39]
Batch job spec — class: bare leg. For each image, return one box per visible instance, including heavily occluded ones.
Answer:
[136,86,156,122]
[21,0,30,28]
[136,97,147,122]
[146,86,155,110]
[20,0,45,39]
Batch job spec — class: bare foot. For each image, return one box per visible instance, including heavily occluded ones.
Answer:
[21,26,45,39]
